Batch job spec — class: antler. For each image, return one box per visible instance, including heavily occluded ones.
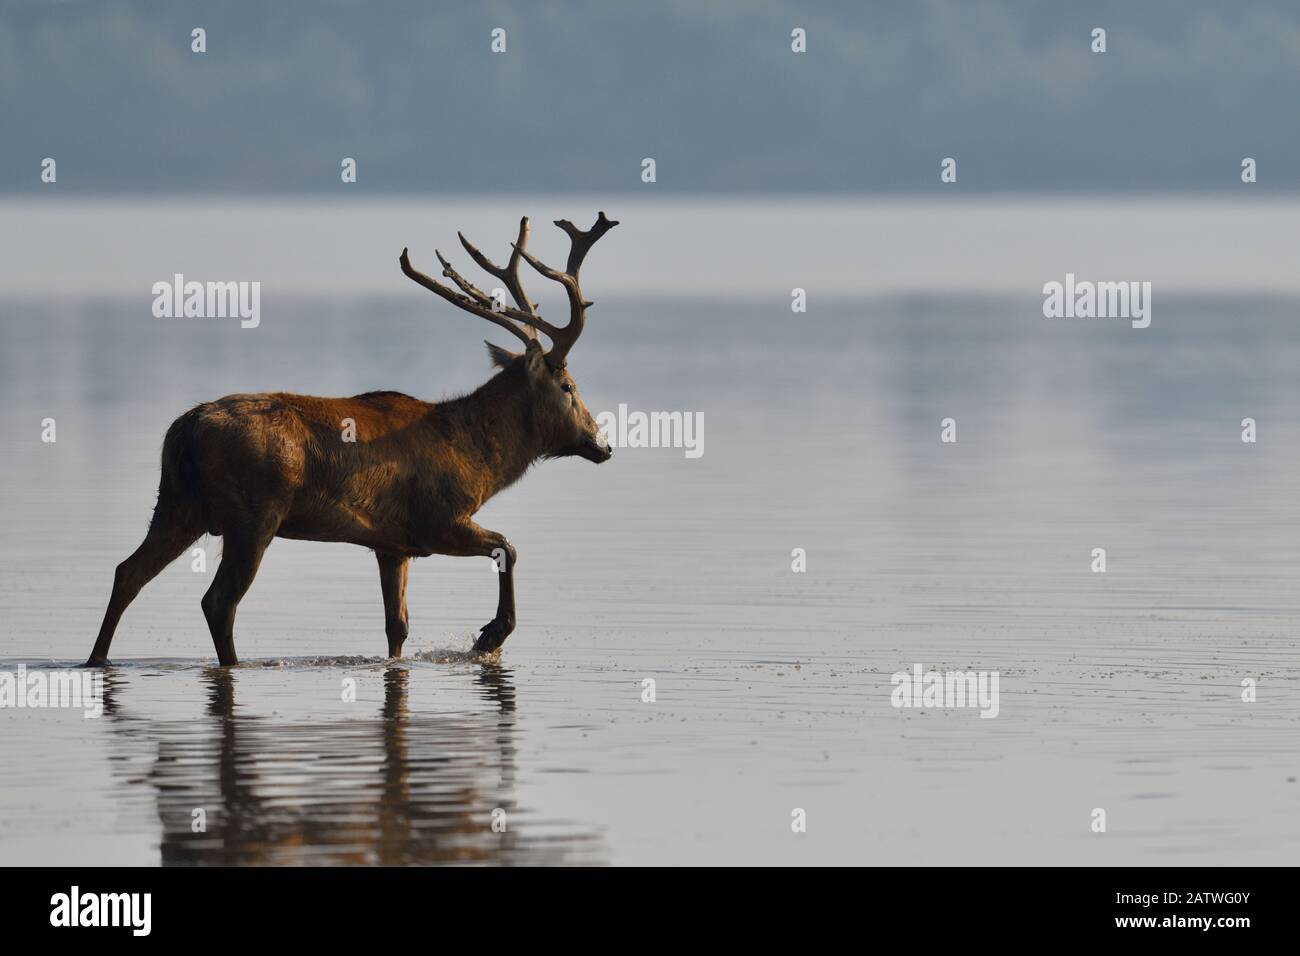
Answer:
[514,211,618,369]
[399,212,617,365]
[457,217,539,333]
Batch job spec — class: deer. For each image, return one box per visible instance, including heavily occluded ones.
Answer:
[86,212,617,667]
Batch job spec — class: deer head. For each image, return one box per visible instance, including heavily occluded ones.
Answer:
[399,212,618,464]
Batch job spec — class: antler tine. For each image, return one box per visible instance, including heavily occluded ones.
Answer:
[400,247,532,347]
[458,217,539,338]
[553,210,619,278]
[435,249,495,309]
[400,226,563,346]
[514,211,618,368]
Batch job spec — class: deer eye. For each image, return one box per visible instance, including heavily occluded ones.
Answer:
[561,383,573,393]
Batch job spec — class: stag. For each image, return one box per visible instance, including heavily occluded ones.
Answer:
[86,213,617,666]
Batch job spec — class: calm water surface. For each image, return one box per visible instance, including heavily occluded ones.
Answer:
[2,290,1299,864]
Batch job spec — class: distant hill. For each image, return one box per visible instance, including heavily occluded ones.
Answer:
[4,0,1299,194]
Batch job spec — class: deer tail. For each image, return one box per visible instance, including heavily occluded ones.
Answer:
[158,405,210,531]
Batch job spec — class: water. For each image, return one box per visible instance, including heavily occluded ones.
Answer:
[3,204,1300,865]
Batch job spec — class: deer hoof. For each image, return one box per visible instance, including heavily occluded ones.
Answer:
[473,617,514,654]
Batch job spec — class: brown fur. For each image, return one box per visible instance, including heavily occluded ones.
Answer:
[86,341,610,666]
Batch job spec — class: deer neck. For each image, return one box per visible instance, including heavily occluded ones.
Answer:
[452,365,548,492]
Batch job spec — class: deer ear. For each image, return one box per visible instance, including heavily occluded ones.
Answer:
[522,339,548,381]
[485,341,520,369]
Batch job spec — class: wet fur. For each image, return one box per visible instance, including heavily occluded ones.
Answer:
[172,360,546,555]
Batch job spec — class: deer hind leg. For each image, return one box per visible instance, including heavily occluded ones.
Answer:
[87,501,204,666]
[377,553,410,658]
[444,521,517,655]
[201,510,281,666]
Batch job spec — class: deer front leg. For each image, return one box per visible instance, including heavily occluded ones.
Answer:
[376,552,410,658]
[445,521,517,654]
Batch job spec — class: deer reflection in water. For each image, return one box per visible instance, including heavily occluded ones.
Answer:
[98,665,605,865]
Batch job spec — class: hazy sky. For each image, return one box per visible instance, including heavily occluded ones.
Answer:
[3,0,1300,194]
[6,196,1300,296]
